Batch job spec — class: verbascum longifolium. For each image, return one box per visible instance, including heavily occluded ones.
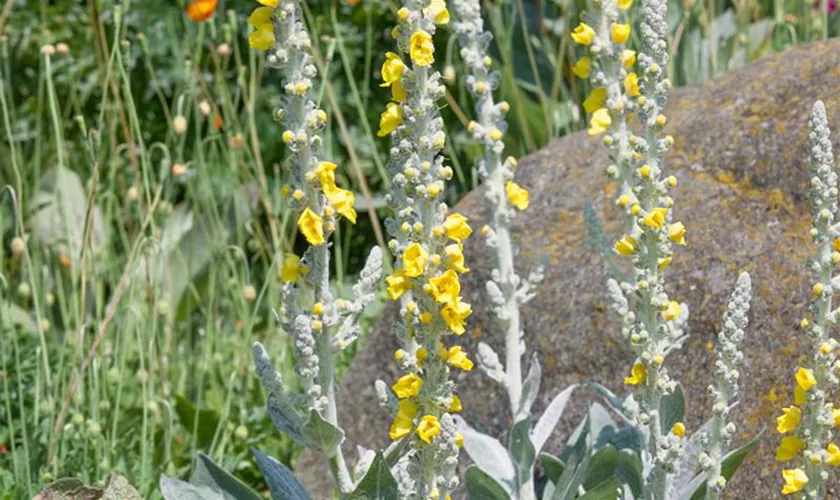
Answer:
[245,0,382,495]
[775,101,840,498]
[374,0,473,496]
[575,0,687,496]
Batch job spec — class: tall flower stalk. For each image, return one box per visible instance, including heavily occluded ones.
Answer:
[245,0,381,497]
[775,101,840,498]
[375,0,474,497]
[575,0,690,497]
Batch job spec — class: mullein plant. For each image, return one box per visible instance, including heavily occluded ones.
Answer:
[373,0,478,497]
[774,101,840,498]
[573,0,760,497]
[161,0,386,498]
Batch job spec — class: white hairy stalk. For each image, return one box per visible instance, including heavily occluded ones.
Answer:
[450,1,539,498]
[701,273,751,499]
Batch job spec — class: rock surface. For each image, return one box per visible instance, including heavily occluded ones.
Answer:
[301,39,840,498]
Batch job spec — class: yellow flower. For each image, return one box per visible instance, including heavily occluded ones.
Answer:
[416,415,441,443]
[391,80,407,102]
[247,7,275,50]
[611,23,631,44]
[444,244,469,273]
[279,253,301,283]
[781,468,808,495]
[315,161,337,190]
[326,188,357,224]
[571,23,596,45]
[444,213,472,242]
[506,181,530,210]
[403,243,428,278]
[441,298,472,335]
[409,30,435,67]
[377,102,403,136]
[443,345,474,371]
[618,0,633,9]
[657,257,672,270]
[833,408,840,427]
[423,0,450,24]
[827,443,840,466]
[776,436,805,461]
[583,88,607,114]
[621,50,636,68]
[572,57,592,78]
[298,208,325,246]
[662,300,681,321]
[449,395,462,413]
[588,108,612,135]
[392,373,423,399]
[671,422,686,437]
[380,52,406,87]
[795,367,816,391]
[625,362,647,385]
[642,207,668,229]
[389,414,414,440]
[624,72,640,97]
[776,406,801,434]
[428,270,461,304]
[668,222,687,245]
[257,0,280,5]
[455,432,464,447]
[614,235,636,256]
[795,386,807,405]
[387,270,412,300]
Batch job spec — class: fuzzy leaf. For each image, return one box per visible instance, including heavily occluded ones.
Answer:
[551,416,591,500]
[456,416,516,484]
[583,445,618,490]
[465,466,511,500]
[348,453,398,500]
[577,477,622,500]
[191,453,261,500]
[616,449,643,497]
[300,409,344,456]
[509,418,536,489]
[516,355,541,421]
[539,453,565,484]
[532,385,576,453]
[252,448,310,500]
[659,384,686,434]
[265,392,307,445]
[159,475,225,500]
[585,383,632,423]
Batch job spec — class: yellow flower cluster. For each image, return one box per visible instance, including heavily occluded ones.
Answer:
[775,365,840,494]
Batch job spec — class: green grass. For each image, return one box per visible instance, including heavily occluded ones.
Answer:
[0,0,836,497]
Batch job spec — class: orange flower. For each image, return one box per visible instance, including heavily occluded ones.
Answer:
[187,0,218,22]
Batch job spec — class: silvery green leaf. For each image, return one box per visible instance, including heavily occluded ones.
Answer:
[252,448,310,500]
[659,384,685,434]
[455,416,515,486]
[593,426,642,454]
[464,466,511,500]
[191,453,261,500]
[352,446,377,482]
[617,450,643,498]
[266,392,307,445]
[160,475,224,500]
[582,445,618,490]
[515,354,541,421]
[1,302,35,332]
[565,404,614,452]
[531,384,576,453]
[551,416,591,500]
[476,342,506,384]
[509,418,536,489]
[348,453,398,500]
[300,409,344,456]
[539,453,565,484]
[577,477,622,500]
[586,383,632,424]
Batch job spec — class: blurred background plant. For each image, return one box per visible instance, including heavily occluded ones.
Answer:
[0,0,836,497]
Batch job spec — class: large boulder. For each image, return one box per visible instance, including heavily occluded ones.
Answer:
[301,39,840,497]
